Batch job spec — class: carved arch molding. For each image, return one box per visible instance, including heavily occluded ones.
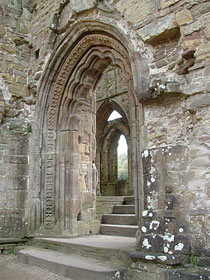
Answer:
[32,27,143,235]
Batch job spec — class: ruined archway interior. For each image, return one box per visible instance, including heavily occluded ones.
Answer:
[30,32,141,237]
[95,66,131,196]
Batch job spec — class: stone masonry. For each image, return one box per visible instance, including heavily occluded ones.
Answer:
[0,0,210,278]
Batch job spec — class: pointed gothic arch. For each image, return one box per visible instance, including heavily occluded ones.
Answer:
[29,21,145,237]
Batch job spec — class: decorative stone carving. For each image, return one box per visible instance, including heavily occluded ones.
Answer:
[44,33,132,229]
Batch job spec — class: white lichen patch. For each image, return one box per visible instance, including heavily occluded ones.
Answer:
[115,271,121,278]
[163,233,174,243]
[158,256,167,261]
[164,247,169,253]
[142,149,149,157]
[174,243,184,251]
[142,226,147,233]
[147,196,152,210]
[149,220,160,230]
[147,181,151,187]
[149,212,153,218]
[179,228,184,233]
[142,210,148,217]
[149,166,156,174]
[143,238,152,249]
[145,255,156,260]
[151,177,155,183]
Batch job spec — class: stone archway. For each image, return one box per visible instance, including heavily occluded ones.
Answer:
[96,100,130,196]
[29,21,145,237]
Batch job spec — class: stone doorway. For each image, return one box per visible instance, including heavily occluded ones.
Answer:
[95,66,132,197]
[29,21,144,237]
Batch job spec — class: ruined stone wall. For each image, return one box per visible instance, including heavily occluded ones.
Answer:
[0,0,32,238]
[0,0,209,265]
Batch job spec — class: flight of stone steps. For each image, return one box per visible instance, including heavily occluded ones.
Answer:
[16,196,138,280]
[17,235,135,280]
[100,196,138,237]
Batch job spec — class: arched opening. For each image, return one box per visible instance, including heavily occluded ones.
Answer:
[117,134,128,181]
[108,110,122,121]
[29,21,144,237]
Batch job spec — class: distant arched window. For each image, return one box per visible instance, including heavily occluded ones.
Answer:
[117,134,128,180]
[108,110,122,121]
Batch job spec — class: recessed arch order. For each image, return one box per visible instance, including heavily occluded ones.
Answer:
[30,20,145,236]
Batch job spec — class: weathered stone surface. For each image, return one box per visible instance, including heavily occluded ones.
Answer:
[70,0,97,13]
[0,44,17,54]
[137,15,180,45]
[0,2,210,278]
[0,25,6,38]
[176,9,193,26]
[116,0,157,25]
[9,83,29,97]
[183,33,203,49]
[130,251,189,265]
[161,0,180,9]
[186,94,210,113]
[204,21,210,40]
[182,18,205,36]
[206,82,210,93]
[195,42,210,62]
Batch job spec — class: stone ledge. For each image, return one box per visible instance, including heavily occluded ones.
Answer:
[0,238,28,244]
[130,251,189,265]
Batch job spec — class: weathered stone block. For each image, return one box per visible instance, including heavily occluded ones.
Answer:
[0,44,17,54]
[182,33,203,49]
[116,0,157,25]
[186,94,210,113]
[206,81,210,93]
[195,42,210,62]
[205,21,210,40]
[176,9,193,26]
[0,25,6,38]
[9,83,29,97]
[182,19,205,36]
[161,0,179,9]
[7,176,28,190]
[70,0,97,13]
[137,15,180,45]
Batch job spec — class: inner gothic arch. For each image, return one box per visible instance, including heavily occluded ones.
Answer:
[96,99,131,196]
[29,21,145,237]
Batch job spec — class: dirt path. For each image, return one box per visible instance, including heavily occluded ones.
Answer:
[0,255,72,280]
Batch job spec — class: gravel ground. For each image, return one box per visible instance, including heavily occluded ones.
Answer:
[0,254,73,280]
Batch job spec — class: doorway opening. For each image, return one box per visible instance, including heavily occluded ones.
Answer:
[30,24,143,236]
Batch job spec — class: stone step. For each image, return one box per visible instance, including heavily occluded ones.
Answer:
[123,196,135,205]
[102,214,137,225]
[113,205,135,214]
[167,268,210,280]
[18,247,125,280]
[100,224,138,237]
[30,235,135,263]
